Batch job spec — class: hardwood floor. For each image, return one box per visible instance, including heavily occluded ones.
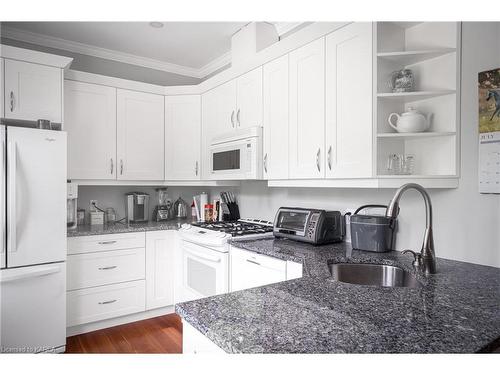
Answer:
[65,314,183,354]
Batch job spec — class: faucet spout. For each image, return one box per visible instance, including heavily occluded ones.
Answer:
[386,183,437,274]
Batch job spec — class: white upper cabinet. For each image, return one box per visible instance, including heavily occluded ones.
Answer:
[201,81,237,178]
[289,38,326,179]
[4,59,62,123]
[64,80,117,180]
[165,95,201,180]
[263,55,289,179]
[325,22,373,178]
[235,67,263,129]
[117,89,165,180]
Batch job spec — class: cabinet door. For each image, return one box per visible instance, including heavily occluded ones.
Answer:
[165,95,201,180]
[289,38,326,179]
[117,89,165,180]
[64,80,117,180]
[263,55,289,179]
[325,22,373,178]
[236,67,263,129]
[201,81,237,178]
[4,59,62,123]
[230,247,286,292]
[145,231,175,310]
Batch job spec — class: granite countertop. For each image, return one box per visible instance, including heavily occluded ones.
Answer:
[176,238,500,353]
[67,219,190,237]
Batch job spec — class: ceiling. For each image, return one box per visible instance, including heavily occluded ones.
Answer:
[1,22,253,78]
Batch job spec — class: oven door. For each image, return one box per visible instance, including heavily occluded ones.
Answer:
[274,209,310,236]
[179,240,229,304]
[209,137,259,180]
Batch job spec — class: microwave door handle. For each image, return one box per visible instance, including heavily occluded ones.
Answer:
[7,141,17,254]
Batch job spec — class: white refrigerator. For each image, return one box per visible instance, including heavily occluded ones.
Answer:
[0,125,67,353]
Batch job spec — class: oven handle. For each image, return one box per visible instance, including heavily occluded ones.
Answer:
[184,246,222,263]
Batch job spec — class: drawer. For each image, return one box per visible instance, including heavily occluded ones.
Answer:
[67,248,145,290]
[68,232,145,255]
[231,247,287,272]
[67,280,145,327]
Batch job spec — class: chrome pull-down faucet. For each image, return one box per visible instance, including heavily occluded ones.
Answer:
[386,183,437,274]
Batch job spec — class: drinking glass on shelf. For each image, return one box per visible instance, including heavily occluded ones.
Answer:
[387,154,415,175]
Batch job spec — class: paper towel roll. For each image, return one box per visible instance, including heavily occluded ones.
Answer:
[200,192,208,221]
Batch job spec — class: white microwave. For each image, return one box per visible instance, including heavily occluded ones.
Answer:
[209,127,263,180]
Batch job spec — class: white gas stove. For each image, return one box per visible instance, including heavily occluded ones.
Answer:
[179,219,274,250]
[177,219,273,304]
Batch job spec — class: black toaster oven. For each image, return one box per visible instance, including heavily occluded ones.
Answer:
[273,207,344,245]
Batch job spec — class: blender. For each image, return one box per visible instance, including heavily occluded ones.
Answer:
[152,188,172,221]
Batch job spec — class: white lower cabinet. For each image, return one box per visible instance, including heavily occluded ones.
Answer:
[183,319,225,354]
[67,248,145,290]
[230,247,303,292]
[145,231,175,310]
[67,280,146,327]
[66,230,176,330]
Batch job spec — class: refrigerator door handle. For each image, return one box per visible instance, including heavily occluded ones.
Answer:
[0,264,62,283]
[7,141,17,254]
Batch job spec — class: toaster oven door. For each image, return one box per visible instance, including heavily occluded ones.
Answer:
[274,209,310,236]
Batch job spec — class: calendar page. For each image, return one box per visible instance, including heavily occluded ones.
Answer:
[478,68,500,194]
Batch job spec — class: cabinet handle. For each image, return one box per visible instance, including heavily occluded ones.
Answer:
[98,266,117,270]
[195,161,199,176]
[263,153,268,173]
[246,259,261,266]
[327,146,332,171]
[98,299,117,305]
[98,240,117,245]
[236,109,241,127]
[10,91,15,112]
[110,158,114,175]
[120,159,123,175]
[316,148,321,172]
[231,110,235,128]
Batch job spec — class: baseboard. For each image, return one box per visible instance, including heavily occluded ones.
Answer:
[66,305,175,337]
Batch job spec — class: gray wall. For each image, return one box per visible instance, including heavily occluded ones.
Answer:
[0,36,202,86]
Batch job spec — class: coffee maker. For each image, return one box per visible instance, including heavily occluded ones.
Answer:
[125,192,150,223]
[67,182,78,229]
[152,188,172,221]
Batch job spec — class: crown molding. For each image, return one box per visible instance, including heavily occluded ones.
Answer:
[272,22,304,37]
[1,26,228,79]
[197,51,231,78]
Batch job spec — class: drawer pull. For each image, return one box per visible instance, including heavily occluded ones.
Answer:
[98,241,117,245]
[246,259,261,266]
[98,299,117,305]
[98,266,117,270]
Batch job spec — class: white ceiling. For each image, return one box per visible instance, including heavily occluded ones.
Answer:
[1,22,252,78]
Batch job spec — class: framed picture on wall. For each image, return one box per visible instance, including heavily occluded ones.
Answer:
[478,68,500,194]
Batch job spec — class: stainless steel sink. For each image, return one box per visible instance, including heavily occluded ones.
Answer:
[328,263,421,288]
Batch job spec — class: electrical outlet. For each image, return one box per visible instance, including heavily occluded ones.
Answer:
[89,200,98,212]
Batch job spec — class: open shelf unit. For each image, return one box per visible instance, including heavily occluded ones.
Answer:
[374,22,461,181]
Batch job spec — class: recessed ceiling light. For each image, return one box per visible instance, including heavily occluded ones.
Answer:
[149,22,164,28]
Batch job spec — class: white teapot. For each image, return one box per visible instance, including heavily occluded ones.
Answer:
[388,108,431,133]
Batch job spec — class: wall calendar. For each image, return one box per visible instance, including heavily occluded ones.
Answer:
[478,68,500,194]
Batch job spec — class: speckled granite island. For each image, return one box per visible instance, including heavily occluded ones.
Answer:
[176,238,500,353]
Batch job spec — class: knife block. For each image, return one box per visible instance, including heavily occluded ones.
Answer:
[222,202,240,221]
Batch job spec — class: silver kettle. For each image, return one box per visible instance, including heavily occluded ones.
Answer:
[173,197,188,218]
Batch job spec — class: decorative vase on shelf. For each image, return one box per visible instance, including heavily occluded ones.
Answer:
[387,69,414,93]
